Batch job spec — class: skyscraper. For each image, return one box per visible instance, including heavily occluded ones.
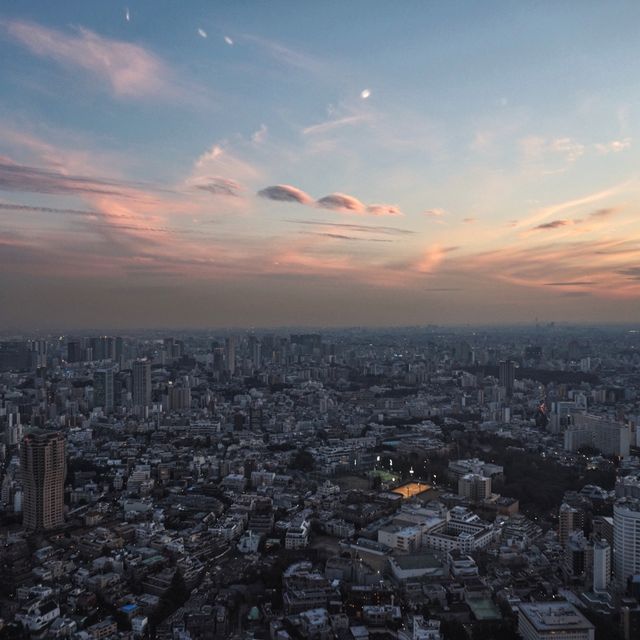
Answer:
[499,359,515,396]
[225,337,236,375]
[614,497,640,589]
[248,335,262,370]
[20,431,66,531]
[94,368,114,413]
[132,360,152,408]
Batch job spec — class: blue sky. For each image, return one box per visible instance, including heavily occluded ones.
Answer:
[1,1,640,329]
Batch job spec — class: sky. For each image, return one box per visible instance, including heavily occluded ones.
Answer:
[1,1,640,330]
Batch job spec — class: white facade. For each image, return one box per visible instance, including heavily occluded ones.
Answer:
[592,539,611,592]
[565,413,631,457]
[613,497,640,588]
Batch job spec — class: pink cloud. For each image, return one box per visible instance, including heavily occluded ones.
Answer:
[366,204,403,217]
[423,208,447,218]
[2,19,172,98]
[258,184,313,205]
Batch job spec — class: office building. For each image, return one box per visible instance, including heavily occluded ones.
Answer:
[592,539,611,592]
[132,360,152,408]
[518,602,594,640]
[614,497,640,589]
[498,359,515,395]
[20,431,66,531]
[225,337,236,375]
[559,502,584,546]
[564,413,631,457]
[66,339,83,363]
[94,368,114,413]
[458,473,491,503]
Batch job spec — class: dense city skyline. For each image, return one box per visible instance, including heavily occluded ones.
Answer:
[2,2,640,329]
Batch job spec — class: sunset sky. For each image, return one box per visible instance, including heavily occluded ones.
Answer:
[2,1,640,329]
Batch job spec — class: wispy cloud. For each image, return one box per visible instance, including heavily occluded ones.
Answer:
[520,135,585,171]
[252,124,268,144]
[241,33,324,74]
[516,182,629,229]
[617,267,640,280]
[1,19,174,99]
[544,281,595,286]
[303,114,372,136]
[595,138,631,154]
[533,219,571,230]
[587,207,618,219]
[301,231,391,243]
[286,219,415,236]
[194,177,243,197]
[366,204,403,217]
[0,157,158,198]
[0,201,136,220]
[423,208,447,218]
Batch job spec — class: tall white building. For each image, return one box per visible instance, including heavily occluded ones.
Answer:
[614,497,640,589]
[592,539,611,592]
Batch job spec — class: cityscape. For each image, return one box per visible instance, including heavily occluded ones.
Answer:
[2,2,640,640]
[1,326,640,640]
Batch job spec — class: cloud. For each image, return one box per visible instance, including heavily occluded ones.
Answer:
[317,192,365,213]
[595,138,631,154]
[544,281,595,286]
[587,207,617,219]
[303,114,371,136]
[366,204,403,217]
[462,217,477,224]
[550,137,585,163]
[0,201,136,220]
[617,267,640,280]
[0,157,153,198]
[302,232,391,243]
[520,135,585,174]
[194,144,263,184]
[286,220,415,236]
[414,245,448,274]
[423,208,447,218]
[533,219,570,230]
[258,184,313,205]
[252,124,268,144]
[194,177,242,197]
[2,19,173,98]
[516,182,630,230]
[242,34,323,74]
